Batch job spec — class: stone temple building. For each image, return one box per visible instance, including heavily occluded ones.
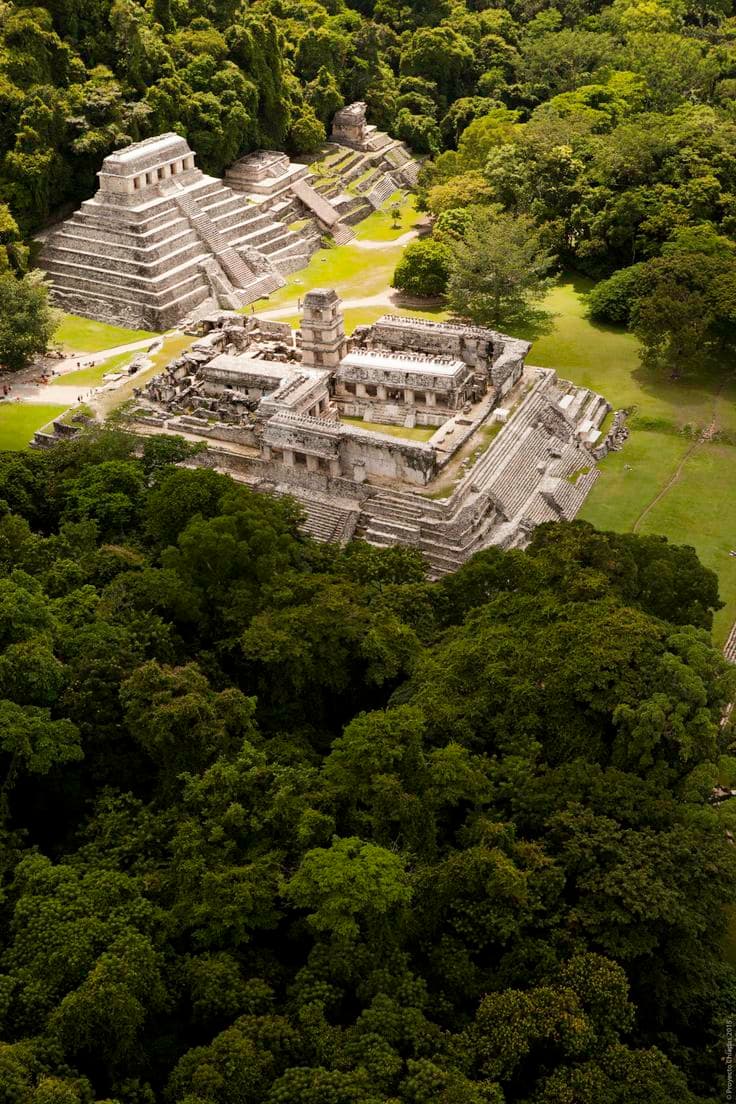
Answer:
[38,105,420,330]
[131,290,620,573]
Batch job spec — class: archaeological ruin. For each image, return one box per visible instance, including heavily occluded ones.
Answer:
[128,290,621,573]
[38,104,420,330]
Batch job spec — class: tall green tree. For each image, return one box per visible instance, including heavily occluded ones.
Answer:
[0,271,59,372]
[446,210,554,327]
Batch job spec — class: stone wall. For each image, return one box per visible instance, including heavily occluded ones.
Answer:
[340,426,437,485]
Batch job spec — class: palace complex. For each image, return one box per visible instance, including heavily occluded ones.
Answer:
[37,105,624,565]
[38,104,419,330]
[130,291,622,573]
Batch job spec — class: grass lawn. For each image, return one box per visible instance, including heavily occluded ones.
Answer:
[352,194,422,241]
[524,274,736,645]
[527,276,736,433]
[0,403,67,450]
[252,242,406,312]
[55,315,158,354]
[62,350,135,388]
[251,195,420,315]
[342,416,436,442]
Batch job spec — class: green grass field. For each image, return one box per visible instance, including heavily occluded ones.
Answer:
[526,275,736,645]
[55,315,158,354]
[62,350,136,388]
[251,196,421,314]
[253,242,406,312]
[342,416,436,442]
[0,403,68,450]
[352,194,422,241]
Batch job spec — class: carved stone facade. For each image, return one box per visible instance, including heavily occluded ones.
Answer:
[129,291,614,568]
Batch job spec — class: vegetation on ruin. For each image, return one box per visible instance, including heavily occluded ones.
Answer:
[0,434,732,1102]
[3,0,736,1098]
[341,415,437,440]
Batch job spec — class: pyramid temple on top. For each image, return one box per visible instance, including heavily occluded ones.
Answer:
[38,104,421,331]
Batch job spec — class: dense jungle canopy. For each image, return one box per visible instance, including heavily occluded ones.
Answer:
[1,0,736,273]
[3,0,736,363]
[0,432,734,1102]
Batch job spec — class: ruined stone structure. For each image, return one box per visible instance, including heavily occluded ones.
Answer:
[39,106,421,330]
[329,102,420,188]
[39,135,295,329]
[130,290,615,570]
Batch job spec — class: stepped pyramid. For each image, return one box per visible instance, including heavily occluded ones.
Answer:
[39,134,313,331]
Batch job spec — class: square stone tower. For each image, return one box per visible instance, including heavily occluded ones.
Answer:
[300,289,347,369]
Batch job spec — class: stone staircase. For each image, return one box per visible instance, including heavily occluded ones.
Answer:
[330,222,355,245]
[264,487,359,544]
[724,621,736,664]
[40,171,310,327]
[365,174,397,208]
[352,372,604,576]
[169,187,255,288]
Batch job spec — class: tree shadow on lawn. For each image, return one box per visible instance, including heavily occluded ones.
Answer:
[539,271,736,428]
[628,351,736,430]
[515,306,556,341]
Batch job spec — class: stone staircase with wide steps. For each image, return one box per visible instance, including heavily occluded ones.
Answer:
[366,174,396,208]
[344,373,606,576]
[169,188,256,288]
[486,426,558,520]
[402,162,422,186]
[264,488,358,544]
[546,468,600,519]
[453,381,554,498]
[519,495,562,526]
[330,223,355,245]
[41,173,269,327]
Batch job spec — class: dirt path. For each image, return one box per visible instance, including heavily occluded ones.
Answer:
[631,437,703,533]
[57,336,163,369]
[352,230,418,251]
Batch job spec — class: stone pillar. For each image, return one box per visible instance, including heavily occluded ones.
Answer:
[262,444,272,460]
[404,388,414,405]
[282,448,295,466]
[329,458,341,478]
[426,391,436,407]
[356,383,367,398]
[377,384,387,401]
[306,454,319,472]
